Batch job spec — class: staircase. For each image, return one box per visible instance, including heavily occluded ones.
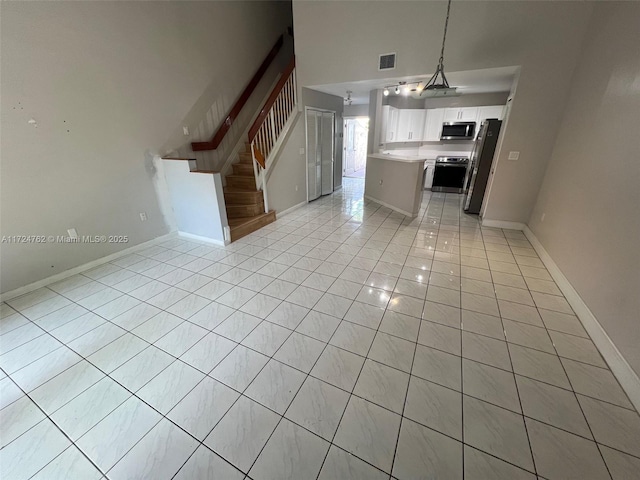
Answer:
[223,144,276,242]
[162,35,296,244]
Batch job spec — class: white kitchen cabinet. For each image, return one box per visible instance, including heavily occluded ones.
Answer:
[476,105,505,124]
[389,107,399,141]
[443,107,479,122]
[381,105,399,143]
[459,107,479,122]
[423,108,445,141]
[423,160,436,189]
[442,108,460,122]
[396,109,425,142]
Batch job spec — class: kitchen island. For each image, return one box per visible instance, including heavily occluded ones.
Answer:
[364,153,429,217]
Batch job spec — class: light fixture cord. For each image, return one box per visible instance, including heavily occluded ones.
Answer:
[439,0,452,67]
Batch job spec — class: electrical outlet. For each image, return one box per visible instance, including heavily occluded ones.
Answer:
[183,126,190,136]
[139,212,147,221]
[67,228,78,239]
[295,185,299,192]
[299,148,305,155]
[541,213,546,222]
[508,151,520,160]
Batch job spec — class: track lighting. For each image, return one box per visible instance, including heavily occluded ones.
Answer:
[383,88,389,96]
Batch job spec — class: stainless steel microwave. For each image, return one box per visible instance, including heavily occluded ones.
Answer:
[440,122,476,141]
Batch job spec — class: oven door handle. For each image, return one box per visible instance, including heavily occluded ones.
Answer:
[435,163,468,168]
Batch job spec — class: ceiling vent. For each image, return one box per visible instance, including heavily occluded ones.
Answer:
[378,53,396,71]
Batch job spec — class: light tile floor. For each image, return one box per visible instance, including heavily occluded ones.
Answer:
[1,177,639,479]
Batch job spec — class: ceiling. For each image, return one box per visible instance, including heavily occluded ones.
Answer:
[309,66,519,105]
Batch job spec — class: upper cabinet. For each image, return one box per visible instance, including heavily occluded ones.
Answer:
[423,108,445,141]
[380,105,400,142]
[381,104,505,143]
[443,107,479,122]
[476,105,505,124]
[396,109,426,142]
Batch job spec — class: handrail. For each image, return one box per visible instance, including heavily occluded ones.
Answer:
[191,34,284,152]
[248,57,296,142]
[249,57,297,213]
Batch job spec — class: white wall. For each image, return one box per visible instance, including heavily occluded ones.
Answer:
[423,92,509,109]
[161,161,228,244]
[528,3,640,375]
[383,92,510,110]
[292,0,593,223]
[0,1,291,293]
[344,104,369,117]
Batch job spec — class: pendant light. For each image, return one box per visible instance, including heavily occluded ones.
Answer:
[422,0,457,96]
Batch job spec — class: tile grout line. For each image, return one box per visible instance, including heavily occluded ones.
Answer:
[312,211,412,480]
[457,194,466,480]
[2,180,635,478]
[491,226,540,477]
[7,197,386,479]
[1,368,116,479]
[387,190,433,479]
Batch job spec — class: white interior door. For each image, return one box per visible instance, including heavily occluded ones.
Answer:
[344,120,356,175]
[320,112,335,195]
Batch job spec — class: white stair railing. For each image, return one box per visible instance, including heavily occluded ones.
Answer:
[248,58,297,213]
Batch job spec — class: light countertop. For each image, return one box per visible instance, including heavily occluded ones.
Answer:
[368,153,429,163]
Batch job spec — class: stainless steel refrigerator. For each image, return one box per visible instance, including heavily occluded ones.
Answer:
[463,119,502,214]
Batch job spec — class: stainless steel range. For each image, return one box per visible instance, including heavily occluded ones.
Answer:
[431,156,469,193]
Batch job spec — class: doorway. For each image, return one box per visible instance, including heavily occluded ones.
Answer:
[343,117,369,179]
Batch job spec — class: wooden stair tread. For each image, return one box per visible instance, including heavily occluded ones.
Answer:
[224,186,260,192]
[226,202,264,219]
[232,163,254,176]
[223,145,273,240]
[228,211,276,241]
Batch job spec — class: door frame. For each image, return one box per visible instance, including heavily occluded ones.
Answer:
[304,106,337,202]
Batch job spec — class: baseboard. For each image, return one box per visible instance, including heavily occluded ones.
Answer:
[177,231,226,246]
[276,201,307,218]
[523,226,640,413]
[0,232,178,302]
[364,195,416,217]
[481,219,526,230]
